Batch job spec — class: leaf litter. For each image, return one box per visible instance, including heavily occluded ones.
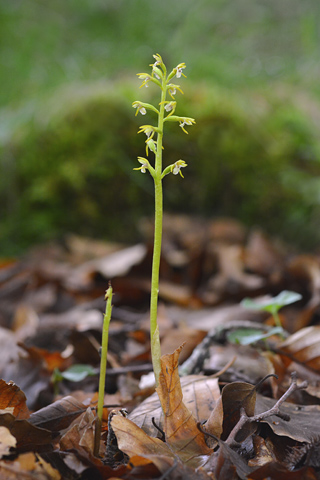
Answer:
[0,215,320,478]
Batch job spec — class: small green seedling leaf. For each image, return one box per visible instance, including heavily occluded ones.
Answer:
[54,364,97,383]
[241,290,302,332]
[241,290,302,314]
[227,326,284,346]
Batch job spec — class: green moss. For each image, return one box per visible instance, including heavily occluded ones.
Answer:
[1,83,319,254]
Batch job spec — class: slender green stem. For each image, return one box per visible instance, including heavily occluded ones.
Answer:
[94,285,113,457]
[272,308,286,339]
[273,310,282,328]
[134,56,193,386]
[149,81,167,386]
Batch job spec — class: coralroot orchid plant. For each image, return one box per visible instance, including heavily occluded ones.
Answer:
[94,55,194,456]
[133,54,195,386]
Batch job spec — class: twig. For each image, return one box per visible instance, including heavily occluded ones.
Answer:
[152,417,166,441]
[105,364,153,376]
[226,372,308,447]
[179,320,279,376]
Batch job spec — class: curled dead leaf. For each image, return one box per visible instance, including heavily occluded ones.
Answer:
[0,380,29,420]
[129,375,220,437]
[156,344,212,462]
[278,326,320,371]
[29,396,87,433]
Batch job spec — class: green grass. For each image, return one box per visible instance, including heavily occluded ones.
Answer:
[1,0,320,112]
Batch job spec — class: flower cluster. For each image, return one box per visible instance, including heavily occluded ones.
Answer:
[133,54,195,179]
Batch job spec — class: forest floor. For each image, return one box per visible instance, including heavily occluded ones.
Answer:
[0,214,320,480]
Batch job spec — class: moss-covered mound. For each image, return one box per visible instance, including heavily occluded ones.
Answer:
[1,83,319,253]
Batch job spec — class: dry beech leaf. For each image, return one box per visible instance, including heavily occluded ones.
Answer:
[204,343,274,384]
[112,415,174,458]
[248,461,318,480]
[132,453,212,480]
[129,374,220,436]
[287,256,320,330]
[66,243,147,289]
[208,440,254,480]
[206,243,265,298]
[203,396,223,445]
[160,326,207,363]
[278,326,320,371]
[0,427,16,458]
[128,454,165,478]
[18,344,70,373]
[248,436,275,467]
[245,229,284,276]
[0,413,52,451]
[204,381,257,446]
[0,328,20,374]
[155,344,211,463]
[60,407,95,455]
[0,380,29,420]
[158,281,194,307]
[29,396,87,433]
[220,381,256,441]
[0,452,61,479]
[114,346,212,469]
[255,394,320,443]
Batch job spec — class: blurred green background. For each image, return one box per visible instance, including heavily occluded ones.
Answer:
[1,0,320,254]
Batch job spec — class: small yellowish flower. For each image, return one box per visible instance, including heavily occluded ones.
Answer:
[152,53,163,66]
[179,117,196,134]
[132,101,147,116]
[167,84,184,99]
[137,73,151,88]
[164,101,176,112]
[138,125,156,139]
[171,160,187,177]
[146,138,157,156]
[133,157,150,173]
[175,63,186,79]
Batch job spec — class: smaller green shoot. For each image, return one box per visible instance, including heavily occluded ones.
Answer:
[241,290,302,331]
[51,364,97,395]
[94,284,113,457]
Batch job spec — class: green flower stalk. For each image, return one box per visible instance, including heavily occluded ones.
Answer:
[133,54,195,386]
[94,284,113,457]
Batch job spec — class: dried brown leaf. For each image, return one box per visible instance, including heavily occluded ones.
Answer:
[18,344,70,373]
[248,436,275,467]
[129,375,220,436]
[29,396,87,433]
[0,452,61,479]
[65,243,147,289]
[0,328,20,374]
[160,326,207,363]
[248,462,318,479]
[114,346,212,469]
[204,343,274,384]
[255,394,320,443]
[278,326,320,371]
[245,229,284,276]
[0,427,16,458]
[0,380,29,419]
[210,440,254,480]
[112,415,173,458]
[156,344,212,464]
[0,413,52,451]
[219,381,257,441]
[60,407,95,455]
